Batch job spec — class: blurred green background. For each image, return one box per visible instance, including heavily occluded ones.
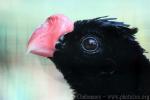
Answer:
[0,0,150,64]
[0,0,150,99]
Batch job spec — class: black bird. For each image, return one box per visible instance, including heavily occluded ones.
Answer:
[27,14,150,100]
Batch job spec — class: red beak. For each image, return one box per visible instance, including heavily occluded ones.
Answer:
[27,14,74,57]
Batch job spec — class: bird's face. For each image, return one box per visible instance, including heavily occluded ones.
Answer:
[50,23,122,76]
[52,28,105,65]
[27,14,138,75]
[50,18,138,75]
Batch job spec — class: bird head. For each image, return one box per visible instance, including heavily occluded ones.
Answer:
[27,15,140,75]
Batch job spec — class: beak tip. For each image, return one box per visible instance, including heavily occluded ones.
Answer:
[26,47,31,55]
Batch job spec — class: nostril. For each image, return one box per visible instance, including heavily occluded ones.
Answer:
[55,35,65,50]
[55,41,63,50]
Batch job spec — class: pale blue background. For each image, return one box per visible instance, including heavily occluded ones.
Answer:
[0,0,150,99]
[0,0,150,60]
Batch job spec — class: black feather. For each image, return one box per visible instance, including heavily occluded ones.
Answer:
[49,16,150,100]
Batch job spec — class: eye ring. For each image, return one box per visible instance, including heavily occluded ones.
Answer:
[80,35,101,54]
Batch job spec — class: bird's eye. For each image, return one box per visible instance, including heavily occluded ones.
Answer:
[81,36,101,54]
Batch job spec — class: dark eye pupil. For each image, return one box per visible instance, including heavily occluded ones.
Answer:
[83,38,97,50]
[81,37,98,52]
